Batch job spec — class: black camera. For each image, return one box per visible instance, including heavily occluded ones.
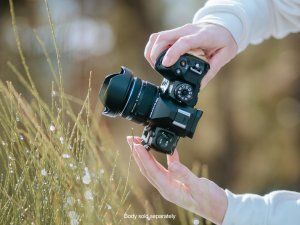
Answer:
[99,51,210,154]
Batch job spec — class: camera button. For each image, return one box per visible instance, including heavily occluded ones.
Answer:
[175,68,181,75]
[180,60,186,67]
[190,66,203,75]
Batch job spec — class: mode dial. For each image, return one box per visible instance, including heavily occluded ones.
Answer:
[174,83,193,103]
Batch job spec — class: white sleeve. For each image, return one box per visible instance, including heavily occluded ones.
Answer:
[222,190,300,225]
[193,0,300,52]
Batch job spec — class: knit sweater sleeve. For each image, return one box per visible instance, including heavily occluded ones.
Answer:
[193,0,300,52]
[222,190,300,225]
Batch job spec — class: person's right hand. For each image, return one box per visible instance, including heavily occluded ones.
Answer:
[144,23,238,89]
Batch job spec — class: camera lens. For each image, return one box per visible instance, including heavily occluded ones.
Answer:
[99,67,159,124]
[122,79,158,124]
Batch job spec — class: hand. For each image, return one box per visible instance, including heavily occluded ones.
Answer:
[144,23,238,88]
[126,136,228,225]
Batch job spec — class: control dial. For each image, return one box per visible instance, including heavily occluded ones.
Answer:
[174,83,193,103]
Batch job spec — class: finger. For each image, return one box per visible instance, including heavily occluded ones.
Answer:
[127,138,162,190]
[126,136,142,145]
[133,144,191,202]
[145,33,159,68]
[129,137,172,175]
[126,136,134,151]
[200,48,230,89]
[150,41,171,67]
[163,32,216,67]
[167,149,180,166]
[168,161,199,192]
[133,144,199,205]
[127,136,151,173]
[128,138,193,196]
[133,143,170,186]
[187,48,206,59]
[133,136,142,143]
[149,24,197,66]
[127,136,176,193]
[126,136,141,153]
[131,145,160,190]
[134,143,168,174]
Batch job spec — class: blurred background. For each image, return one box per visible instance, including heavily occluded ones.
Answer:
[1,0,300,217]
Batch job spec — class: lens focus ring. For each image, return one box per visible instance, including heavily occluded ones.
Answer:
[121,78,158,124]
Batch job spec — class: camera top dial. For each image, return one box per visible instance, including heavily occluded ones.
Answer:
[174,83,193,103]
[155,50,210,107]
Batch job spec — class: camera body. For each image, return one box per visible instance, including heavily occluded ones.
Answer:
[99,51,209,154]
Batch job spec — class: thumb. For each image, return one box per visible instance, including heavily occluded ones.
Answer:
[200,50,224,89]
[168,162,197,187]
[200,46,236,89]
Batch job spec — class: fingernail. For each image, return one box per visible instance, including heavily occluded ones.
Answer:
[129,136,142,145]
[168,162,181,172]
[126,136,133,145]
[162,55,170,66]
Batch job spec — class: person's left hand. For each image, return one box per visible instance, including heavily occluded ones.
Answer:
[126,136,227,225]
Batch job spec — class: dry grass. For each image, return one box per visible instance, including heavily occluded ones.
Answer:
[0,0,211,224]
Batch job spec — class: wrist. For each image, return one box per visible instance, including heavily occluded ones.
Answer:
[198,178,228,225]
[193,13,240,49]
[193,4,250,53]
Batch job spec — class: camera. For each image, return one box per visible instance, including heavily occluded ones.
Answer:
[99,51,210,154]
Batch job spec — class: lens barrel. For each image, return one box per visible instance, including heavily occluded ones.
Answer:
[99,67,158,124]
